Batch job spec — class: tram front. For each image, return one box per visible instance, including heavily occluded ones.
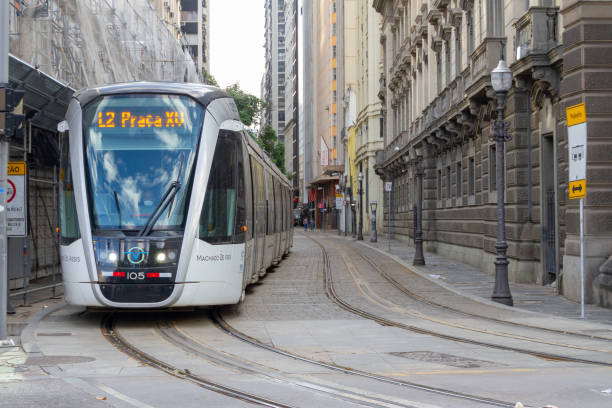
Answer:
[60,89,205,306]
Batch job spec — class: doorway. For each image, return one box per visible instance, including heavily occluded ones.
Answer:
[541,132,557,284]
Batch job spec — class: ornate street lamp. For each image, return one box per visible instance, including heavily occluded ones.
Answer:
[370,201,378,242]
[358,170,364,240]
[410,150,425,266]
[490,58,514,307]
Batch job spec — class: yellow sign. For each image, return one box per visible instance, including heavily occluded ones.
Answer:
[569,179,586,199]
[96,111,185,128]
[566,103,586,127]
[8,161,26,176]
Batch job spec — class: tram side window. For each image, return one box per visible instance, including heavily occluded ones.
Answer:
[275,179,282,233]
[266,171,274,235]
[233,137,247,243]
[199,130,244,244]
[59,132,81,245]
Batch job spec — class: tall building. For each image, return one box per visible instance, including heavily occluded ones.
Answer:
[283,0,300,200]
[262,0,286,143]
[341,0,383,237]
[180,0,210,79]
[373,0,612,308]
[301,0,344,230]
[153,0,183,40]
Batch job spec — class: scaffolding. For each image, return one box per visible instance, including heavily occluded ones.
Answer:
[8,0,199,89]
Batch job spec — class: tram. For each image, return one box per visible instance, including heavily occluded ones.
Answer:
[58,82,293,308]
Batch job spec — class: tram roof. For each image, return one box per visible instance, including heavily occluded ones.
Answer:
[74,81,231,107]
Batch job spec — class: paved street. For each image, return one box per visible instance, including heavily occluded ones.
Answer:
[2,231,611,407]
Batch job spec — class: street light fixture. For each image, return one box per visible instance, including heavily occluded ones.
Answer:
[490,57,514,307]
[370,201,378,242]
[357,170,364,240]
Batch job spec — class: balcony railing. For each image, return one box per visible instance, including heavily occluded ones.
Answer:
[514,7,560,61]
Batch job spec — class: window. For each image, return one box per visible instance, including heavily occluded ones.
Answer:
[456,161,462,198]
[446,166,451,201]
[489,144,497,191]
[455,25,462,76]
[437,169,442,202]
[469,157,475,195]
[59,131,80,244]
[199,131,246,244]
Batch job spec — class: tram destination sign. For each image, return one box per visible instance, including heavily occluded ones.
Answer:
[96,111,185,128]
[7,161,27,236]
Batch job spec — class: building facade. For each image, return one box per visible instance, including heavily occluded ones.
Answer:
[262,0,286,144]
[180,0,209,79]
[153,0,183,40]
[373,0,612,307]
[283,0,300,198]
[342,0,384,238]
[301,0,344,230]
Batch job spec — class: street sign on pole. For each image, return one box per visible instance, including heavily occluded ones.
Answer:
[7,161,27,237]
[566,102,587,318]
[385,181,392,192]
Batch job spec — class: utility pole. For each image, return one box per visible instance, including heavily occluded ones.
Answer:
[1,0,11,345]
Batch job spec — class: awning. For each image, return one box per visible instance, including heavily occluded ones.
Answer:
[307,173,339,186]
[8,54,75,133]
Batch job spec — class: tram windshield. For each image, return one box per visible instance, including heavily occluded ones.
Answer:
[83,94,204,231]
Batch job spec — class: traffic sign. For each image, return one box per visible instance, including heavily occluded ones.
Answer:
[569,180,586,199]
[7,161,27,236]
[385,182,392,192]
[566,103,587,200]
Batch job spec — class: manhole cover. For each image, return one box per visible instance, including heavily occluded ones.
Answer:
[389,351,502,368]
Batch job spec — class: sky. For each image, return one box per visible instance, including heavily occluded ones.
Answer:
[210,0,265,98]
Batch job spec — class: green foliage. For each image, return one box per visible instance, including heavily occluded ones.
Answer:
[204,72,219,86]
[257,125,286,174]
[225,83,265,128]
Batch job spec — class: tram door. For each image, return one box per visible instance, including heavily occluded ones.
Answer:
[250,157,266,277]
[241,140,254,289]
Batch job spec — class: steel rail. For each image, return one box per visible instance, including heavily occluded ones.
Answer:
[212,312,515,408]
[311,238,612,368]
[358,246,612,342]
[158,320,431,408]
[100,313,293,408]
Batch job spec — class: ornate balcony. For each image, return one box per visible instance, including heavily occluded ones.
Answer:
[433,0,451,11]
[514,7,560,60]
[467,37,504,92]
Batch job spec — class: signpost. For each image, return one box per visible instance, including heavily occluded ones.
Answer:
[566,103,587,318]
[7,161,27,237]
[385,181,392,251]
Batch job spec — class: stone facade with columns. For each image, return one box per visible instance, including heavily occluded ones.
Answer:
[373,0,612,307]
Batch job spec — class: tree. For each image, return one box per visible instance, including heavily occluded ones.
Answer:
[258,125,286,174]
[203,71,218,86]
[225,83,265,128]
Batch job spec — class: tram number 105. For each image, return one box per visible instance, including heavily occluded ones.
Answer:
[127,272,145,280]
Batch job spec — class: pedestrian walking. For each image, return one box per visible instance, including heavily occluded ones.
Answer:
[310,217,315,231]
[303,216,308,231]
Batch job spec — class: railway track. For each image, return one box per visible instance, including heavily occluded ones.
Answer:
[311,237,612,367]
[358,245,612,342]
[211,312,516,408]
[101,313,293,408]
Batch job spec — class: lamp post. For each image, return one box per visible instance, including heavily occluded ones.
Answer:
[490,58,514,307]
[412,154,425,265]
[357,170,364,240]
[370,201,377,242]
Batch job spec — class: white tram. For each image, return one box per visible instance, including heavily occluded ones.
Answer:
[58,82,293,308]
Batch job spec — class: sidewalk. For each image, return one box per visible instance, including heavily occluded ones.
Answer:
[327,229,612,325]
[5,277,64,344]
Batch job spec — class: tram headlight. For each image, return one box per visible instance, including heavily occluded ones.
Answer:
[168,251,176,261]
[156,252,167,263]
[108,252,118,262]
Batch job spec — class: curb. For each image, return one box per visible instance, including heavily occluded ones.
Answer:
[20,301,67,354]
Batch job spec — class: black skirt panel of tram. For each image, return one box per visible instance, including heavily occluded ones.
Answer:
[99,284,174,304]
[93,235,182,303]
